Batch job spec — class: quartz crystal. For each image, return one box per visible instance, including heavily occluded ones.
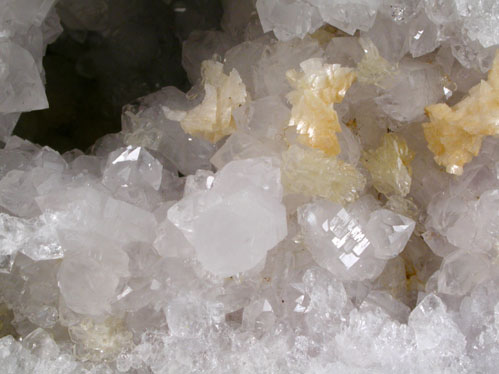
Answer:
[0,1,498,373]
[121,86,217,175]
[298,197,414,281]
[423,51,499,175]
[168,157,287,277]
[356,37,398,86]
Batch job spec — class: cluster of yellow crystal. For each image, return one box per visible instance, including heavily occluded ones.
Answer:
[281,145,366,205]
[356,38,398,87]
[181,60,247,143]
[362,133,415,197]
[423,51,499,175]
[286,58,357,156]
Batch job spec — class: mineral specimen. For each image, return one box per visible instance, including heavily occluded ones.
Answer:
[423,51,499,175]
[286,57,357,155]
[179,60,247,143]
[362,133,415,197]
[0,1,498,373]
[281,144,366,205]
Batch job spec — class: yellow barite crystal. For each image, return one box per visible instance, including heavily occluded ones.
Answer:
[422,51,499,175]
[286,58,357,156]
[362,133,415,197]
[281,145,366,205]
[181,60,247,143]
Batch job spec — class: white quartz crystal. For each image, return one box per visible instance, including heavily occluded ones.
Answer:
[168,157,287,277]
[0,0,62,140]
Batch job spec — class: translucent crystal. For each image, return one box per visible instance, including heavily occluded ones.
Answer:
[168,158,287,277]
[68,317,133,362]
[0,41,48,113]
[286,58,357,156]
[0,213,62,270]
[102,146,163,192]
[356,37,399,86]
[154,216,194,259]
[0,1,498,371]
[298,198,385,281]
[57,234,129,316]
[366,209,415,260]
[362,133,415,197]
[122,86,216,175]
[210,132,280,169]
[437,250,491,296]
[307,0,380,36]
[375,60,445,123]
[256,0,322,41]
[281,144,366,205]
[233,95,290,142]
[423,51,499,175]
[455,0,499,48]
[409,294,466,355]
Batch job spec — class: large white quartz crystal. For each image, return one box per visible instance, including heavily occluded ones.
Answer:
[298,197,415,281]
[168,157,287,277]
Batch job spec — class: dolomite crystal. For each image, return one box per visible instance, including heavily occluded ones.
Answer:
[179,60,247,143]
[363,133,415,197]
[286,57,357,156]
[281,144,366,205]
[0,1,499,373]
[423,51,499,175]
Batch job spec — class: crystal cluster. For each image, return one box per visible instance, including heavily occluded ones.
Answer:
[0,0,62,140]
[423,51,499,175]
[286,58,357,155]
[1,1,499,373]
[363,133,415,197]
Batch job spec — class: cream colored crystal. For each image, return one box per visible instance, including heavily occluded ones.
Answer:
[286,58,357,156]
[356,37,398,87]
[281,144,366,205]
[180,60,247,143]
[68,317,133,362]
[385,195,419,222]
[423,51,499,175]
[362,133,415,197]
